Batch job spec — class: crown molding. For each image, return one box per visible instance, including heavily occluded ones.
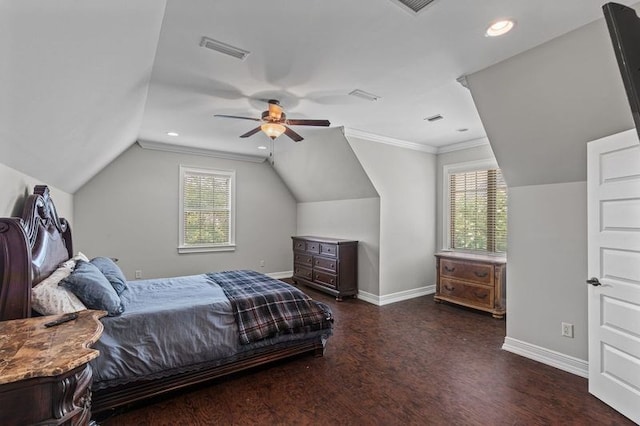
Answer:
[436,137,490,154]
[342,127,438,154]
[137,140,266,163]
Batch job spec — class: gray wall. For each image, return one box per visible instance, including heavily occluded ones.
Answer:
[347,135,437,297]
[467,10,637,361]
[467,18,633,188]
[74,143,297,280]
[297,198,380,295]
[507,182,588,359]
[272,127,378,202]
[0,161,73,223]
[272,127,381,297]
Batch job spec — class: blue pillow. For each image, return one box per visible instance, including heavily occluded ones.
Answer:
[90,257,128,295]
[61,260,124,316]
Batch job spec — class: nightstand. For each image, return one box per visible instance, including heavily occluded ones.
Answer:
[0,310,105,425]
[434,252,506,318]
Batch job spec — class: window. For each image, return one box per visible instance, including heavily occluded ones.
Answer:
[444,161,507,254]
[179,166,235,253]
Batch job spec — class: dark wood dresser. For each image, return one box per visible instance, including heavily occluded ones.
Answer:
[0,310,105,425]
[434,252,506,318]
[292,236,358,300]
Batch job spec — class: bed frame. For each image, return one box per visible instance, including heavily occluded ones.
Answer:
[0,186,325,414]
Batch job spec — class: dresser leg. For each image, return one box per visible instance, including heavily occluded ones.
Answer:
[336,296,343,301]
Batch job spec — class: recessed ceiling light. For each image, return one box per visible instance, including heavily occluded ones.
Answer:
[257,145,268,150]
[485,19,515,37]
[167,132,179,137]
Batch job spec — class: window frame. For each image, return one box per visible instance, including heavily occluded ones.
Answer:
[442,159,505,254]
[178,165,236,254]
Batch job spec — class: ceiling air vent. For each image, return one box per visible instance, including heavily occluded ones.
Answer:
[390,0,437,14]
[349,89,382,102]
[199,36,250,60]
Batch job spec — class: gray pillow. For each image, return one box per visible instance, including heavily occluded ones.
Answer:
[90,257,128,295]
[61,260,124,316]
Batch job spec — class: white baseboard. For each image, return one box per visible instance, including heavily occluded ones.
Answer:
[358,285,436,306]
[266,270,293,280]
[502,336,588,378]
[268,272,435,307]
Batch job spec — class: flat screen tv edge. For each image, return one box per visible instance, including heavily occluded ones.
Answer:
[603,2,640,142]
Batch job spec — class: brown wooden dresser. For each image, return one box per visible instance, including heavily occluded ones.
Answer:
[292,236,358,300]
[434,252,506,318]
[0,310,105,425]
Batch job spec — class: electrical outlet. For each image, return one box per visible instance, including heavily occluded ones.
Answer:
[561,322,574,338]
[135,270,142,279]
[259,260,265,268]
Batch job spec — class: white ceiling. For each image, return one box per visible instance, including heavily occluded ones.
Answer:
[3,0,637,192]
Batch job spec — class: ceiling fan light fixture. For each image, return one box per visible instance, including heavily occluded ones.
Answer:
[261,123,286,140]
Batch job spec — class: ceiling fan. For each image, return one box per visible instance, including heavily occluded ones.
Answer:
[214,99,330,142]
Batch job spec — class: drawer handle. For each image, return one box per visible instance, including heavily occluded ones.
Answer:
[444,266,455,273]
[474,290,488,299]
[331,264,335,268]
[330,279,335,284]
[474,271,489,278]
[444,284,455,292]
[307,259,312,263]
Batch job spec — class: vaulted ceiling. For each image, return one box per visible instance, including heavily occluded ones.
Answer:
[2,0,636,193]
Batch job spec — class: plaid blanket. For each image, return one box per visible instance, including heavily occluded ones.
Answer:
[207,270,333,344]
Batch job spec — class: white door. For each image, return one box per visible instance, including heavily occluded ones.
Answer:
[587,129,640,423]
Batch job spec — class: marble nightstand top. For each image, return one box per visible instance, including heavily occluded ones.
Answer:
[0,310,105,384]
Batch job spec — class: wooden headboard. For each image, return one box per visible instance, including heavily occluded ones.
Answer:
[0,185,72,320]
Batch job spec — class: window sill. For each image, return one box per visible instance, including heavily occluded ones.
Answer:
[178,244,236,254]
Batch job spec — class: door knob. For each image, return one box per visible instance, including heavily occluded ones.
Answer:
[586,277,601,286]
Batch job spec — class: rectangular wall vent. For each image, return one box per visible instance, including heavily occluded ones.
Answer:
[349,89,382,102]
[390,0,437,14]
[199,37,250,60]
[425,114,444,122]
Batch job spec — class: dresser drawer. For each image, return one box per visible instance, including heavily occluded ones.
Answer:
[440,259,493,285]
[293,265,313,281]
[320,243,337,257]
[293,239,306,252]
[314,271,338,289]
[439,278,494,309]
[305,241,320,254]
[294,253,313,266]
[314,256,337,272]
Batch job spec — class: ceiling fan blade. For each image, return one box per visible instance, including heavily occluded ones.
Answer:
[284,126,304,142]
[214,114,261,122]
[285,119,330,127]
[239,126,263,138]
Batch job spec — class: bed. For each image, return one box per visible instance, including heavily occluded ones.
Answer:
[0,185,333,414]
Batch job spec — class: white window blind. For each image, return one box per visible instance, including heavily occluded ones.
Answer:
[449,168,507,254]
[179,166,235,253]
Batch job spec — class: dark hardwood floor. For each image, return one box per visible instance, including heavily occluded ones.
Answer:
[99,284,634,425]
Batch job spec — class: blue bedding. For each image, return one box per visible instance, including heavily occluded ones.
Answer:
[91,273,332,390]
